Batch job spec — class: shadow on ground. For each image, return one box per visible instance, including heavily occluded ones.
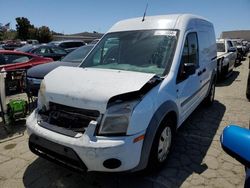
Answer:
[23,100,225,188]
[216,71,240,87]
[0,119,26,142]
[234,61,242,68]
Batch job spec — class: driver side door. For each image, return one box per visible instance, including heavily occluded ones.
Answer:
[176,32,202,123]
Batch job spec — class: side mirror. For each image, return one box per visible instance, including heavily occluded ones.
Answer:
[221,125,250,168]
[228,47,237,53]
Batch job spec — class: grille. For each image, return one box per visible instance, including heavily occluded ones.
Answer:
[39,102,100,133]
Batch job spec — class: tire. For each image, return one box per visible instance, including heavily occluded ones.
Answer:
[147,117,175,171]
[219,62,224,80]
[246,70,250,101]
[223,64,229,79]
[203,78,216,106]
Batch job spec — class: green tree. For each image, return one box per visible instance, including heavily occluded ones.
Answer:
[0,30,3,41]
[29,27,39,39]
[15,17,53,42]
[38,26,52,43]
[2,30,17,40]
[15,17,33,40]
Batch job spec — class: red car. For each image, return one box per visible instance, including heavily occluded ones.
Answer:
[0,50,53,71]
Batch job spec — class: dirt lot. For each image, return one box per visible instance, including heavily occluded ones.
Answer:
[0,56,249,188]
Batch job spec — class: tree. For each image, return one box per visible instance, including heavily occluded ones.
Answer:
[15,17,53,42]
[3,30,17,40]
[16,17,33,40]
[29,27,39,39]
[37,26,52,43]
[0,30,3,41]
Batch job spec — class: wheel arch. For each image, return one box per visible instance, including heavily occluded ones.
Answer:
[131,100,178,172]
[205,69,217,98]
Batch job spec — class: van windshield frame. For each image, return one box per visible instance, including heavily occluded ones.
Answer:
[80,29,179,76]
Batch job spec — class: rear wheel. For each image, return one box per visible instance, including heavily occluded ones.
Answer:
[147,117,175,171]
[218,61,224,80]
[223,64,229,79]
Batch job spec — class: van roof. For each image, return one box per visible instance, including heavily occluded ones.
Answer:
[108,14,212,33]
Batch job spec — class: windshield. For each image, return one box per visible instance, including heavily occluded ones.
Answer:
[232,41,242,46]
[62,45,93,63]
[80,30,178,76]
[15,45,34,52]
[216,43,225,52]
[50,46,67,54]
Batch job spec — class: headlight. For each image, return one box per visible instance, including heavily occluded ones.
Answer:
[37,80,48,110]
[97,100,139,136]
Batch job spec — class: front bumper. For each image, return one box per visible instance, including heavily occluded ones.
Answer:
[26,111,145,172]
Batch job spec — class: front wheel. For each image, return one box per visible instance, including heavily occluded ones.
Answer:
[203,78,216,106]
[147,118,174,171]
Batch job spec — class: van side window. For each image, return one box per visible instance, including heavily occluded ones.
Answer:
[187,33,199,66]
[177,33,199,82]
[181,38,189,65]
[177,32,199,82]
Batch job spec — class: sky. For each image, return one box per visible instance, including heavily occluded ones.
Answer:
[0,0,250,37]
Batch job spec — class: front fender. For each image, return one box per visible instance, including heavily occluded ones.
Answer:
[132,100,178,171]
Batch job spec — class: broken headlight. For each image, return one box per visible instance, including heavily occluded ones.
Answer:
[37,80,48,110]
[97,100,139,136]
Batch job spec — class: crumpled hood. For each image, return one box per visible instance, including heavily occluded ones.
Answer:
[43,66,156,113]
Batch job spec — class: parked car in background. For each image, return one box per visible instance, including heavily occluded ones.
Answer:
[15,44,35,53]
[27,14,217,173]
[15,44,67,61]
[216,39,237,79]
[221,125,250,188]
[27,44,94,95]
[0,50,53,71]
[242,40,250,53]
[0,50,53,94]
[89,39,100,45]
[2,41,23,50]
[232,39,247,60]
[27,39,39,45]
[49,40,86,53]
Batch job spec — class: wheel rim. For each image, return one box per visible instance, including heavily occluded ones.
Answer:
[158,126,172,162]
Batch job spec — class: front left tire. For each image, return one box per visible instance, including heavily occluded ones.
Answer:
[147,117,175,171]
[203,78,216,106]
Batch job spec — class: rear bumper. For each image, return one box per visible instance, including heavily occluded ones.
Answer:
[26,111,145,172]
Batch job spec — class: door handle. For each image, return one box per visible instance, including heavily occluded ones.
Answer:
[198,68,206,76]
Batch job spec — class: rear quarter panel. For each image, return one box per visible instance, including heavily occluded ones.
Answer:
[197,24,217,96]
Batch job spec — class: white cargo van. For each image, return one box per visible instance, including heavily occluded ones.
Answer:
[26,14,217,172]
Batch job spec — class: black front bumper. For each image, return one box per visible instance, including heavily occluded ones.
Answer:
[29,134,87,172]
